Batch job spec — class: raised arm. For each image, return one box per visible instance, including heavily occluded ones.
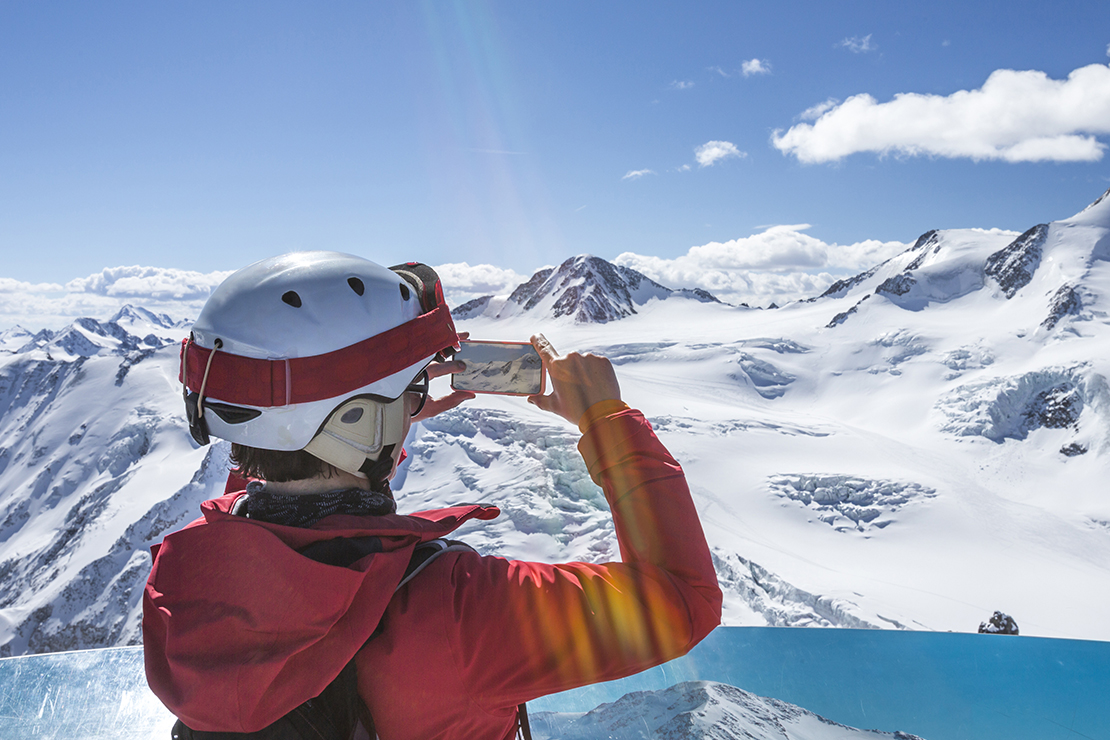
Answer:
[432,335,722,709]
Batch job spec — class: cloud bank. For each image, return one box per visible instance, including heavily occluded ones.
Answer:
[0,261,528,333]
[774,62,1110,164]
[430,262,529,308]
[65,265,231,300]
[0,266,234,332]
[615,225,909,306]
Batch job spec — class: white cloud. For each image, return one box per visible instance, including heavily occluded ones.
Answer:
[0,262,532,332]
[741,59,771,77]
[677,164,691,172]
[709,65,730,78]
[0,277,65,294]
[773,62,1110,164]
[0,266,233,331]
[695,141,746,167]
[614,225,907,306]
[799,98,839,121]
[431,262,528,307]
[838,34,876,53]
[1106,43,1110,58]
[65,265,232,300]
[669,80,695,90]
[622,169,656,180]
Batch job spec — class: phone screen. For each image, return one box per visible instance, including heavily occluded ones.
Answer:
[451,340,545,395]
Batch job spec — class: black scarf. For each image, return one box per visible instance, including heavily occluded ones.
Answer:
[244,479,397,528]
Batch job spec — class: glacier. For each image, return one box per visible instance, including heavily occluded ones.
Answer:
[2,188,1110,656]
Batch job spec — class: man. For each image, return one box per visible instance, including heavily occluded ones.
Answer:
[143,251,721,739]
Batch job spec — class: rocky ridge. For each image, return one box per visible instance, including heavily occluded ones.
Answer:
[454,254,721,323]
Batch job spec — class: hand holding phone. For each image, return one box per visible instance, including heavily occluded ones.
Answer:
[450,340,546,396]
[526,334,621,425]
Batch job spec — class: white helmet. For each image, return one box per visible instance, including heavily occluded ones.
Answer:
[180,251,458,478]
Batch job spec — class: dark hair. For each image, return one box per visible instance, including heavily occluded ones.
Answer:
[229,444,338,483]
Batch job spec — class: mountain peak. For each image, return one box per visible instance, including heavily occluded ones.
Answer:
[109,304,178,330]
[1062,186,1110,227]
[460,254,721,323]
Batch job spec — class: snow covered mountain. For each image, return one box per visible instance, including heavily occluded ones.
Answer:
[530,681,925,740]
[1,190,1110,657]
[0,308,215,655]
[454,254,721,322]
[3,306,186,360]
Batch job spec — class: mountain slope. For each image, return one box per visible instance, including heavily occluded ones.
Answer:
[2,191,1110,655]
[455,254,721,322]
[0,315,222,656]
[531,681,925,740]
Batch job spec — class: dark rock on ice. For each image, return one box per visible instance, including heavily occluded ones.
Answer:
[1025,383,1081,430]
[876,273,917,297]
[502,255,721,323]
[827,294,871,328]
[807,229,938,306]
[109,305,178,330]
[903,229,941,271]
[979,610,1019,635]
[674,286,722,303]
[809,268,877,302]
[1060,442,1088,457]
[1042,285,1082,330]
[984,224,1049,298]
[452,295,492,319]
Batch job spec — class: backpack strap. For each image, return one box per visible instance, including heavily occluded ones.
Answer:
[397,538,474,590]
[399,539,530,740]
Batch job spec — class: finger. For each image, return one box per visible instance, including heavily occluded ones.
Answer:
[425,359,465,380]
[530,333,558,364]
[413,390,475,421]
[457,331,470,341]
[527,392,553,412]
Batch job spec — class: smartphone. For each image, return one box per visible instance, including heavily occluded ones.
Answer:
[450,340,546,396]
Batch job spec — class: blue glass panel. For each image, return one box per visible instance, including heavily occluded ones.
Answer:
[531,627,1110,740]
[0,646,173,738]
[1,628,1107,739]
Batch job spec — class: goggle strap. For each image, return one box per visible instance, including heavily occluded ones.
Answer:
[180,304,458,409]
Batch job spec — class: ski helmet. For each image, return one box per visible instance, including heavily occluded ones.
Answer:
[180,251,458,477]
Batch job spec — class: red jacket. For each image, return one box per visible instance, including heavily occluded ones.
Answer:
[144,409,722,739]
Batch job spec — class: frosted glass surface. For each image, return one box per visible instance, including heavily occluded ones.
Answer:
[1,628,1108,739]
[0,646,173,739]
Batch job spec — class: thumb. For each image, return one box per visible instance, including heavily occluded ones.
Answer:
[528,392,553,412]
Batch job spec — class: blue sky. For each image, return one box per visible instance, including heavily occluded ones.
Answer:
[1,1,1109,325]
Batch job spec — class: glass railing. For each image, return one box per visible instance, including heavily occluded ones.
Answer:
[2,627,1107,739]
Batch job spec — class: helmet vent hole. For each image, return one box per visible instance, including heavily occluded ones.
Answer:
[281,291,302,308]
[340,408,364,424]
[348,277,365,296]
[399,284,411,301]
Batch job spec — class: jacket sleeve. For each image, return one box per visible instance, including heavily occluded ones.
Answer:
[439,408,722,710]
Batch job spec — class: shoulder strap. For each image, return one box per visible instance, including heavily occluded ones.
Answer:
[397,538,475,590]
